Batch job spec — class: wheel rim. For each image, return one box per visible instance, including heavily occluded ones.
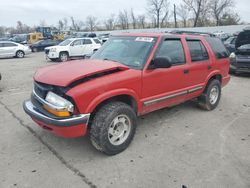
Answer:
[17,51,24,58]
[108,114,131,146]
[209,86,219,105]
[60,54,68,61]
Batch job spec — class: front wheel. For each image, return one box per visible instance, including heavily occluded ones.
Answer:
[16,50,25,58]
[90,102,137,155]
[59,52,69,62]
[198,79,221,111]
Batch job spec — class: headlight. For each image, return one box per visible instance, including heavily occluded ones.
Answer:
[45,91,74,112]
[229,52,236,59]
[50,48,57,52]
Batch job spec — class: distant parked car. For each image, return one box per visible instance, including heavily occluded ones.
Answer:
[98,33,110,43]
[45,38,101,62]
[229,29,250,74]
[0,41,31,58]
[224,36,236,53]
[30,39,61,52]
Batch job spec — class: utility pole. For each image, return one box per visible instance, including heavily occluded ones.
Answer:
[174,4,178,28]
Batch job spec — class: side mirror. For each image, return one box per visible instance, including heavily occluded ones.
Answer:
[150,57,172,69]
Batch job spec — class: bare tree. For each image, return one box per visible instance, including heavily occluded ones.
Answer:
[177,4,190,27]
[118,10,129,29]
[147,0,170,28]
[63,17,68,30]
[70,16,82,31]
[210,0,234,26]
[130,9,137,29]
[220,11,241,25]
[137,15,146,28]
[58,20,64,31]
[104,14,116,30]
[85,16,98,32]
[183,0,206,27]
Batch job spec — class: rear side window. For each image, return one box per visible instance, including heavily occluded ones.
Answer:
[187,40,209,62]
[205,37,229,59]
[3,43,17,47]
[155,39,185,65]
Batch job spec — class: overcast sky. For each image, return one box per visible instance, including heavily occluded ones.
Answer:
[0,0,249,27]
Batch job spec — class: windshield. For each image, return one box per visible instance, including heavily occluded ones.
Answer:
[91,36,156,69]
[59,39,73,46]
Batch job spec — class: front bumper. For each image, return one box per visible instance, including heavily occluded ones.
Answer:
[23,100,90,138]
[47,51,59,59]
[230,58,250,73]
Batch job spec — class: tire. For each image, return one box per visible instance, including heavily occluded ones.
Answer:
[16,50,25,58]
[198,79,221,111]
[49,58,58,62]
[90,102,137,155]
[33,48,38,52]
[59,52,69,62]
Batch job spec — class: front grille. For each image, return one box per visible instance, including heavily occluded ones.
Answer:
[34,82,53,99]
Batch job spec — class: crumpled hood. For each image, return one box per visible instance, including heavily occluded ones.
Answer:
[235,30,250,49]
[34,59,129,87]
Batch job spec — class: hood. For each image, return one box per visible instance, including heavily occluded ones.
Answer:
[235,30,250,49]
[45,45,60,50]
[34,59,129,87]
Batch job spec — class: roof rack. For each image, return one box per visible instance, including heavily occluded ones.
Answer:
[168,30,216,37]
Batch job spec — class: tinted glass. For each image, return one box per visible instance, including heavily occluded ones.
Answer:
[187,40,209,62]
[155,39,185,65]
[91,36,156,69]
[3,43,17,47]
[72,40,82,46]
[93,39,101,44]
[205,37,229,59]
[84,39,92,44]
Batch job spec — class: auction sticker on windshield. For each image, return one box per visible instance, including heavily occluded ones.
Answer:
[135,37,154,42]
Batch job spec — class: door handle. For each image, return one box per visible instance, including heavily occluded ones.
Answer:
[208,65,212,70]
[183,69,189,74]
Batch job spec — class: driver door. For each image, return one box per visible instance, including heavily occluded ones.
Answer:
[142,38,189,114]
[70,39,85,56]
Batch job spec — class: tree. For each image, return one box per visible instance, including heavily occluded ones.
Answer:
[85,16,98,31]
[210,0,234,26]
[137,15,146,28]
[63,17,68,30]
[131,9,137,29]
[58,20,64,31]
[220,11,241,25]
[183,0,208,27]
[147,0,170,28]
[177,4,190,27]
[104,14,116,30]
[118,10,129,29]
[70,16,82,31]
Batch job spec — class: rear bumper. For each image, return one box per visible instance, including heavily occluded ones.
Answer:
[23,100,90,138]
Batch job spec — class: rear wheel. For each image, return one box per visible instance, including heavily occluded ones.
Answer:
[198,79,221,111]
[59,52,69,62]
[16,50,25,58]
[90,102,137,155]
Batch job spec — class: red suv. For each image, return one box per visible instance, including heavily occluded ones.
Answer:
[23,32,230,155]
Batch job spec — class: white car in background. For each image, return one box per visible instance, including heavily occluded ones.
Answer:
[0,41,31,58]
[45,38,102,62]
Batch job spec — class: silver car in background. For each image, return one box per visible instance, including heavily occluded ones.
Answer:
[0,41,31,58]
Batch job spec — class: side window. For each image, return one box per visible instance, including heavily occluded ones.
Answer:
[187,40,209,62]
[93,39,101,44]
[3,43,17,47]
[231,38,236,45]
[205,37,229,59]
[72,40,82,46]
[155,39,185,65]
[84,39,92,44]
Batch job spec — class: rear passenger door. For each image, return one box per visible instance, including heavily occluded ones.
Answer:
[185,39,212,90]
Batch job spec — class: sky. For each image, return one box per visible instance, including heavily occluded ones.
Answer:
[0,0,249,27]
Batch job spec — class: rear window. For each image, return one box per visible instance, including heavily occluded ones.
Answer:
[205,37,229,59]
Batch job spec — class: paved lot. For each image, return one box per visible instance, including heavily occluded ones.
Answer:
[0,52,250,188]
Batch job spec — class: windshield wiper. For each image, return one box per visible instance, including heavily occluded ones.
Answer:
[103,58,119,63]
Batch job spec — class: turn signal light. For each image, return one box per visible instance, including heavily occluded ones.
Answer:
[43,105,70,117]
